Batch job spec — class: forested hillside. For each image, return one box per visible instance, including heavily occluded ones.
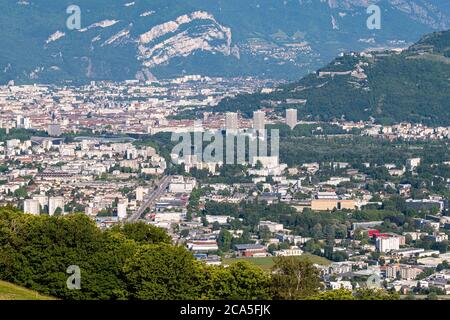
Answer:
[216,30,450,126]
[0,207,398,300]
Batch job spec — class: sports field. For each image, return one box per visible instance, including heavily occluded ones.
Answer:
[223,253,330,271]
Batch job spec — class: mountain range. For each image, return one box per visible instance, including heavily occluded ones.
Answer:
[1,0,449,84]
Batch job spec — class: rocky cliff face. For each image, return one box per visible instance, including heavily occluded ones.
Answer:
[137,11,234,69]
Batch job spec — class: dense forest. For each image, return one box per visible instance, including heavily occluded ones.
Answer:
[277,136,450,167]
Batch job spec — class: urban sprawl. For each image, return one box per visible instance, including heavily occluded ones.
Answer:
[1,76,450,297]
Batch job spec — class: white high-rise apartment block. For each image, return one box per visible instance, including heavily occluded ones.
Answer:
[16,115,22,128]
[48,123,61,137]
[253,110,265,131]
[24,199,40,215]
[286,109,297,129]
[136,186,148,202]
[23,117,31,129]
[48,196,65,216]
[386,265,400,279]
[16,115,31,129]
[400,266,418,280]
[225,112,238,132]
[33,195,48,208]
[117,200,128,220]
[376,236,400,253]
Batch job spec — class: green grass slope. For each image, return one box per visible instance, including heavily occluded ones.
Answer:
[224,253,330,272]
[0,280,55,300]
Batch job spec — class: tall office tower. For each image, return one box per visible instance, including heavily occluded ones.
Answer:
[286,109,298,129]
[225,112,238,132]
[24,199,40,215]
[253,110,265,131]
[48,196,65,216]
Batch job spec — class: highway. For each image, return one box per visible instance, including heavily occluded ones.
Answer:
[126,175,172,223]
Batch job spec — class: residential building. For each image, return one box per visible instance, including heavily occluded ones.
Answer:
[253,110,265,131]
[48,196,65,216]
[23,199,40,215]
[259,220,284,233]
[311,199,356,211]
[400,266,419,280]
[274,247,303,257]
[376,236,400,253]
[386,265,400,279]
[329,281,353,290]
[48,123,61,137]
[225,112,238,132]
[188,240,219,252]
[117,200,128,220]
